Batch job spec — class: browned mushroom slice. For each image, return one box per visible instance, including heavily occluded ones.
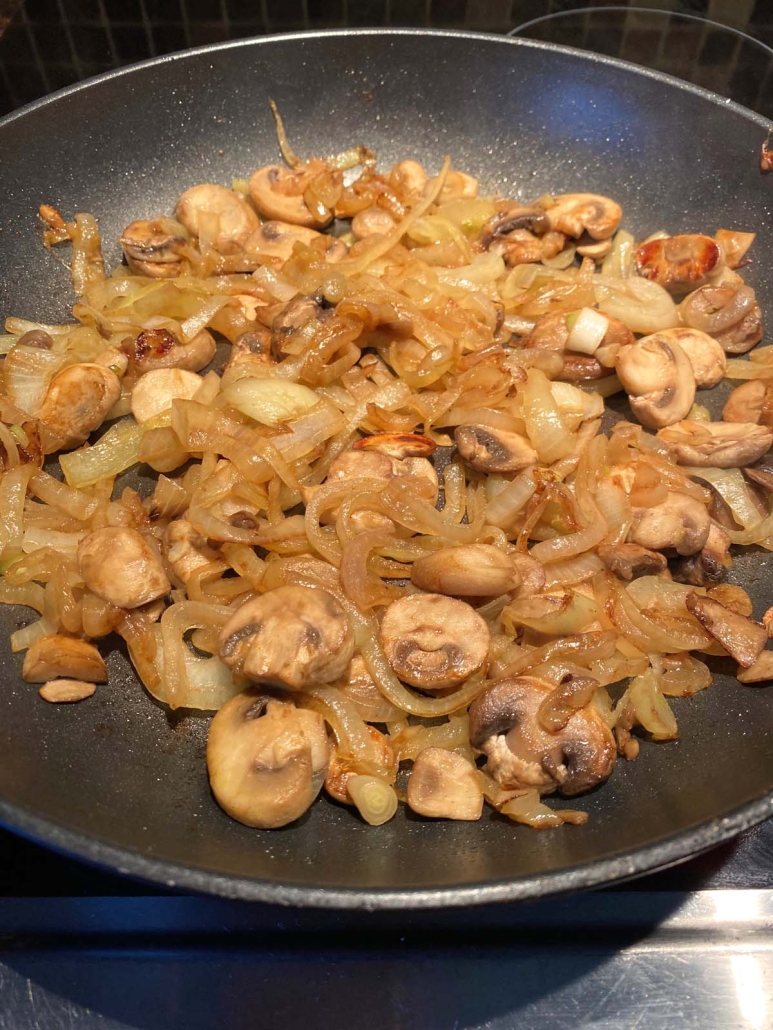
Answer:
[671,522,730,586]
[723,381,773,427]
[39,679,97,703]
[628,492,710,556]
[455,424,538,473]
[218,585,355,690]
[123,327,217,374]
[707,583,754,617]
[468,676,616,796]
[176,183,260,254]
[635,234,723,293]
[77,527,171,610]
[119,217,189,278]
[597,542,668,581]
[657,421,773,468]
[737,651,773,683]
[225,328,274,371]
[207,690,330,829]
[615,335,696,429]
[543,193,622,240]
[353,433,436,459]
[163,519,220,587]
[244,220,329,263]
[249,165,332,228]
[22,634,107,684]
[406,747,483,821]
[38,362,123,452]
[379,593,490,691]
[686,592,766,668]
[411,544,521,597]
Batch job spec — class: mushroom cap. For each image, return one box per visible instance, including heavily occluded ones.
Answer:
[244,220,323,262]
[39,363,122,451]
[379,593,490,690]
[218,585,355,691]
[468,676,616,796]
[615,334,696,429]
[77,527,171,610]
[207,690,330,829]
[635,234,723,293]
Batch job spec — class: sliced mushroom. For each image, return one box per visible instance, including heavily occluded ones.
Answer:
[657,421,773,468]
[244,220,327,263]
[468,676,616,796]
[324,726,396,804]
[351,207,396,239]
[723,380,773,427]
[119,217,189,278]
[123,327,216,374]
[576,236,613,259]
[657,327,726,389]
[163,519,219,586]
[615,335,696,429]
[38,363,122,452]
[207,690,330,829]
[39,679,97,703]
[249,165,332,228]
[77,527,171,610]
[22,634,107,684]
[737,651,773,683]
[707,583,753,617]
[389,159,428,197]
[635,234,723,293]
[272,294,330,338]
[130,368,203,424]
[175,183,259,254]
[670,522,730,586]
[218,585,354,691]
[225,328,274,371]
[455,424,538,473]
[597,542,668,581]
[686,592,766,668]
[411,544,521,597]
[679,283,762,354]
[406,747,483,821]
[425,169,478,202]
[480,205,550,249]
[485,226,566,266]
[379,593,490,691]
[628,491,710,556]
[353,433,436,460]
[544,193,622,240]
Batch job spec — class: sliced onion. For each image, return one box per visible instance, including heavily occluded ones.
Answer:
[566,307,609,355]
[59,419,144,488]
[595,276,678,334]
[4,344,67,416]
[159,601,237,710]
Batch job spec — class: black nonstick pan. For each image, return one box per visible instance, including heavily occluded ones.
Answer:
[0,29,772,908]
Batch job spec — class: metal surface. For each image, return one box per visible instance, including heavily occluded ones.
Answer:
[2,889,773,1028]
[0,29,772,908]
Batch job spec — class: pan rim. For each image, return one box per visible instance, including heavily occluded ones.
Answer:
[1,28,771,908]
[0,27,770,136]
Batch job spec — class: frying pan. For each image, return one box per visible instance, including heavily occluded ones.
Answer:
[0,29,772,909]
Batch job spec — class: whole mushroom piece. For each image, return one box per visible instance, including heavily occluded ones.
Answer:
[543,193,622,240]
[628,491,711,557]
[207,690,330,829]
[635,234,723,293]
[379,593,490,691]
[468,676,616,796]
[218,585,355,691]
[657,327,726,389]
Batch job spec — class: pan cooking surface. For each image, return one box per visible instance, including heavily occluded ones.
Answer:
[1,30,772,907]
